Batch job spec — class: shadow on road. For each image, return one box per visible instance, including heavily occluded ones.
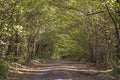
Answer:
[7,60,109,80]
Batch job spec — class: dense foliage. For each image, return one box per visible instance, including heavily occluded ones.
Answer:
[0,0,120,78]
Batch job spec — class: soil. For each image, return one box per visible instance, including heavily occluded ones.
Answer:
[6,60,110,80]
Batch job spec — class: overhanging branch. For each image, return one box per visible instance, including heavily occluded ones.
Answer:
[51,2,106,16]
[51,2,86,15]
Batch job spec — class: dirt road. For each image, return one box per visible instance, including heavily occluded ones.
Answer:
[7,60,113,80]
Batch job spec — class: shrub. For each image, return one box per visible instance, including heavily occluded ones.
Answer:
[109,69,119,77]
[0,59,8,79]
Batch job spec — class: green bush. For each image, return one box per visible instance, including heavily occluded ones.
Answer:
[0,59,8,79]
[109,69,119,77]
[6,54,15,62]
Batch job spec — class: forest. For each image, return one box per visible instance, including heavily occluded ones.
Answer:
[0,0,120,80]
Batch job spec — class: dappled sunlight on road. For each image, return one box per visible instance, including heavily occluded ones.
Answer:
[10,60,112,75]
[7,60,113,80]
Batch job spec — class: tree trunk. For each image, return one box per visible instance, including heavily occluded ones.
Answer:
[14,30,19,62]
